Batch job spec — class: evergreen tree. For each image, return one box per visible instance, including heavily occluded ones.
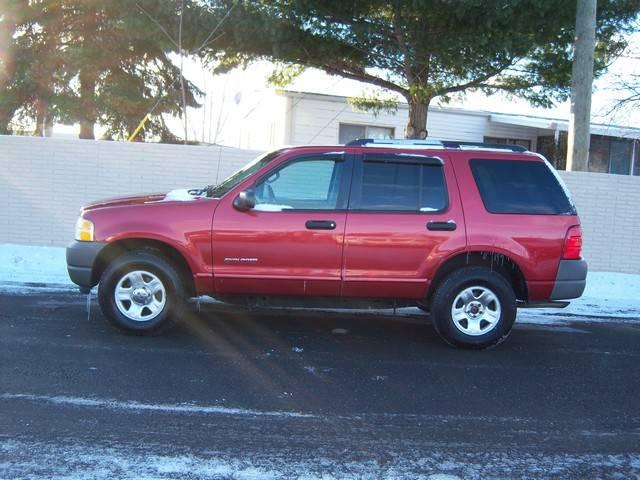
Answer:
[204,0,639,138]
[0,0,205,141]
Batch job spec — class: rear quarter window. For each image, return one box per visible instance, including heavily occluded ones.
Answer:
[470,159,576,215]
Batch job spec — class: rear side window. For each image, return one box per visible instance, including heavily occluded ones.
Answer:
[470,159,575,215]
[351,157,448,212]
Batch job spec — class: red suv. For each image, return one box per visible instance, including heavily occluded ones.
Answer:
[66,139,587,349]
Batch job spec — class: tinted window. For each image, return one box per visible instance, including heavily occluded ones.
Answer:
[352,159,447,212]
[254,158,343,210]
[470,159,575,215]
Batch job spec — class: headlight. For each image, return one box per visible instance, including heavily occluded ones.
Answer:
[75,217,94,241]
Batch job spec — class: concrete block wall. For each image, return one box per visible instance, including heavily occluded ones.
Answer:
[559,170,640,273]
[1,135,638,273]
[0,135,260,247]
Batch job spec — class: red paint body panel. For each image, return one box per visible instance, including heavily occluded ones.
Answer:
[84,196,219,294]
[79,145,582,303]
[341,152,467,299]
[449,152,580,300]
[211,148,347,296]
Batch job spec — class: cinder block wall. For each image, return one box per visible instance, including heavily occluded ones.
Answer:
[0,136,260,247]
[559,170,639,273]
[1,135,638,273]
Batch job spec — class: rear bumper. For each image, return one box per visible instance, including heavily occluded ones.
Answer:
[550,259,588,300]
[66,240,108,290]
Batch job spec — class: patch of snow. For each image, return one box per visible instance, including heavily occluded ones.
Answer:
[0,393,315,419]
[331,328,349,334]
[518,271,640,324]
[161,188,205,202]
[0,244,72,288]
[2,438,639,480]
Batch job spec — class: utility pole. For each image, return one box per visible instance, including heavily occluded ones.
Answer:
[566,0,597,172]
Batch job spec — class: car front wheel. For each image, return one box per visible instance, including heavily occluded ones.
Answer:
[98,250,185,334]
[430,267,516,349]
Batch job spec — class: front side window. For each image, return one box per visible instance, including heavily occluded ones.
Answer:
[351,157,448,212]
[254,157,344,210]
[470,159,575,215]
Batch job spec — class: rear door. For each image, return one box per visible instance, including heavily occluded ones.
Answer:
[211,151,353,296]
[341,151,466,299]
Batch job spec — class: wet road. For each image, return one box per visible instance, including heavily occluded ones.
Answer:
[1,290,639,479]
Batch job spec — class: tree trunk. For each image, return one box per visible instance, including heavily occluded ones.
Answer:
[33,96,50,137]
[566,0,597,172]
[0,109,14,134]
[79,70,97,139]
[405,98,430,139]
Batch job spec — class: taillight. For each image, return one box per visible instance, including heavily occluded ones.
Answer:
[562,226,583,260]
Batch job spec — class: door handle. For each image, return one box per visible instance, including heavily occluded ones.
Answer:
[306,220,337,230]
[427,220,457,231]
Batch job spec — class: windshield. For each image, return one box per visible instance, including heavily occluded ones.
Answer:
[206,149,284,198]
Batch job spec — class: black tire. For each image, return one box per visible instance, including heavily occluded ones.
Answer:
[430,267,516,349]
[98,250,186,335]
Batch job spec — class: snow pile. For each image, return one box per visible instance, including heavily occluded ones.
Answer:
[518,271,640,323]
[0,244,72,288]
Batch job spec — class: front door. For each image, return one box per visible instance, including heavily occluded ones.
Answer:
[342,152,466,299]
[212,152,352,296]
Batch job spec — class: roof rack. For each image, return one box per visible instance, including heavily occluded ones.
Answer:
[346,138,528,152]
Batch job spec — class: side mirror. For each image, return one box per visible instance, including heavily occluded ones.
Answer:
[232,189,256,211]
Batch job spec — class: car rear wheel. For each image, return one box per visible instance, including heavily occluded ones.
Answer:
[430,267,516,349]
[98,250,186,334]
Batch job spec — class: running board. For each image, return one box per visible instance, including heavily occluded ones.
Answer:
[517,301,569,309]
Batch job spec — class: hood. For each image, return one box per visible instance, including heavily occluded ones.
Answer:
[82,188,207,212]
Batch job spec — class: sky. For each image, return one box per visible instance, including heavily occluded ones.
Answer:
[54,31,639,144]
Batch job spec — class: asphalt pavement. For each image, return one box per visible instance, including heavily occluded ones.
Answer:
[0,290,639,479]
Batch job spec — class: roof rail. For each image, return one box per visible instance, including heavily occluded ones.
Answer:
[346,138,528,152]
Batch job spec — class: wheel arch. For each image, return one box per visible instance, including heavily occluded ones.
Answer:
[428,250,528,303]
[92,238,196,296]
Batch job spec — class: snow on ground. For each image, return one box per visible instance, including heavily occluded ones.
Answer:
[0,244,638,322]
[2,438,638,480]
[518,271,640,324]
[0,244,72,288]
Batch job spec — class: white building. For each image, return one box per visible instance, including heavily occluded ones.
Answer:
[227,90,640,176]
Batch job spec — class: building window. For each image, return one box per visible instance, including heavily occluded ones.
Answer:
[537,134,638,175]
[483,136,532,150]
[339,123,394,144]
[588,135,635,175]
[589,135,610,173]
[536,133,568,170]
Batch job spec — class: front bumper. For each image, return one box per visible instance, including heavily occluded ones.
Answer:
[550,259,588,300]
[66,240,108,291]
